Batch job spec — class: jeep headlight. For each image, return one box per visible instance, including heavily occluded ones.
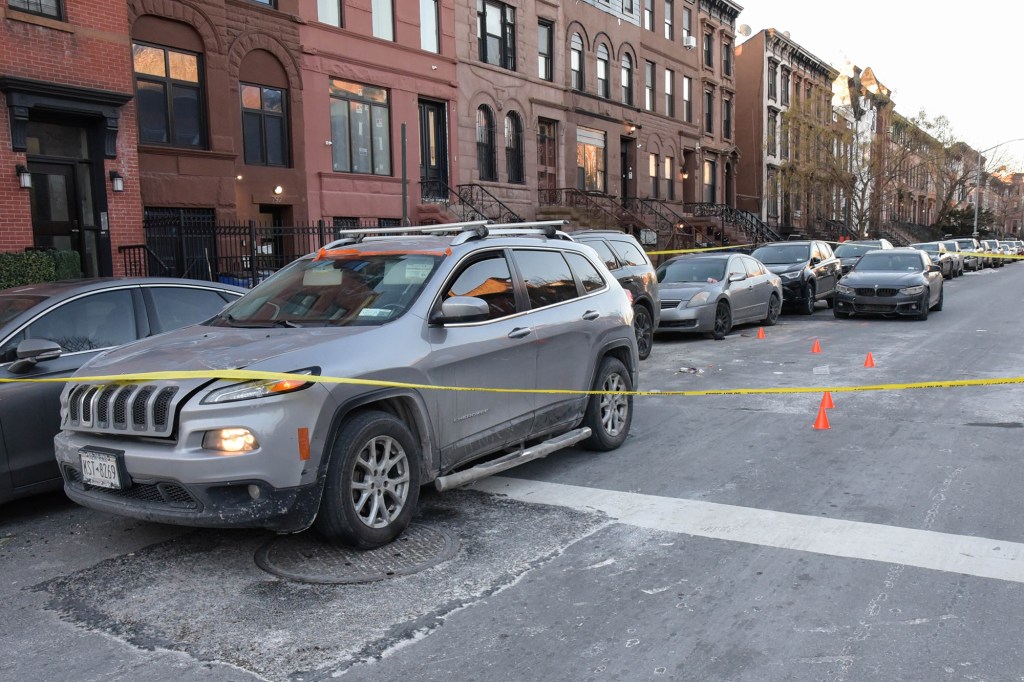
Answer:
[201,368,319,404]
[686,291,711,307]
[900,285,925,295]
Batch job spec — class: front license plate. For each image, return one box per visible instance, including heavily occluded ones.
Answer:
[80,449,124,490]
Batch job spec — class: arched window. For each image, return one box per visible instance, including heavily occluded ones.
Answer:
[476,105,496,181]
[570,33,584,91]
[596,44,610,99]
[505,112,524,184]
[621,53,633,106]
[240,50,291,167]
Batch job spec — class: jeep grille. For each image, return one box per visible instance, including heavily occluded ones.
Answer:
[65,383,179,436]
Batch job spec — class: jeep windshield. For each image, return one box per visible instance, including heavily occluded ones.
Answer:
[211,250,443,327]
[750,244,810,264]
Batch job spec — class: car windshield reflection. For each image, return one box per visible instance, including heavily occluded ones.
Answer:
[855,255,925,272]
[750,245,810,264]
[657,260,727,284]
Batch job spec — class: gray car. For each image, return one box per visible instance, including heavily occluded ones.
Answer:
[0,278,245,504]
[54,222,638,548]
[656,253,783,339]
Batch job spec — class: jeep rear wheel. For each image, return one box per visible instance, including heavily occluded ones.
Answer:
[581,357,633,451]
[315,411,421,549]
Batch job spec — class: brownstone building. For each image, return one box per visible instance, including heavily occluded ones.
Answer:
[451,0,741,242]
[734,28,841,236]
[1,0,139,276]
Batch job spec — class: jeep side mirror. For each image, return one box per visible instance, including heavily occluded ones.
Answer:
[430,296,491,325]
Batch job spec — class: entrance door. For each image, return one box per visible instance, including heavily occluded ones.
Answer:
[620,137,634,208]
[27,161,98,276]
[418,100,448,200]
[537,118,558,203]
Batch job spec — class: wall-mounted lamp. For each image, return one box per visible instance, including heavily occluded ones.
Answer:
[273,185,284,195]
[628,124,637,134]
[680,171,690,180]
[16,164,31,189]
[109,170,124,192]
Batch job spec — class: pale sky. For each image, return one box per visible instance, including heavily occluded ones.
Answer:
[735,0,1024,169]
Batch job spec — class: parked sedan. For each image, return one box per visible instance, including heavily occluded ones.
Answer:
[656,253,783,339]
[0,278,245,504]
[982,240,1006,267]
[833,249,943,320]
[834,240,893,275]
[953,237,983,271]
[909,242,955,279]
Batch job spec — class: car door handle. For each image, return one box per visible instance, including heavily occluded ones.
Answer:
[508,327,533,339]
[582,310,600,320]
[621,276,636,283]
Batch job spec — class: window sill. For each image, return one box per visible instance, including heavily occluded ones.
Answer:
[139,145,237,161]
[2,7,75,33]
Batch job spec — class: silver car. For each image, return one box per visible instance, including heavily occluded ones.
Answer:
[54,222,638,548]
[656,253,783,339]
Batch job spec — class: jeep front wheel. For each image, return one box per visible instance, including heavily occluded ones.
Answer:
[581,357,633,451]
[315,411,421,549]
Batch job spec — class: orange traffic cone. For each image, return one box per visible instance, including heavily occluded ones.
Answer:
[864,352,875,368]
[813,404,831,430]
[757,327,766,339]
[820,391,834,409]
[811,338,822,354]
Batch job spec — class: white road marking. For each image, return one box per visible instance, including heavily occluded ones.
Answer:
[470,477,1024,584]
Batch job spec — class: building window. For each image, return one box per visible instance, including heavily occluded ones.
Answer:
[570,33,584,91]
[664,0,674,40]
[241,83,288,166]
[704,89,713,133]
[621,53,634,105]
[643,0,654,31]
[722,42,732,76]
[372,0,394,41]
[421,0,440,53]
[329,78,391,176]
[597,44,610,98]
[645,61,656,112]
[781,68,790,105]
[768,62,778,100]
[683,76,692,123]
[248,0,276,5]
[703,159,716,203]
[649,153,660,199]
[577,126,606,192]
[538,20,553,81]
[624,0,634,12]
[133,42,206,148]
[478,1,517,71]
[682,8,691,39]
[476,105,497,181]
[703,33,713,68]
[664,156,675,200]
[317,0,341,26]
[664,69,674,117]
[9,0,63,19]
[767,110,777,156]
[723,97,732,140]
[505,112,524,184]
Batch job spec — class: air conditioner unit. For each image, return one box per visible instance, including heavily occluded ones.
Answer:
[683,36,697,50]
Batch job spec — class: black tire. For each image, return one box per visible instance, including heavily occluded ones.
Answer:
[826,294,836,309]
[763,293,781,326]
[798,282,816,315]
[581,357,633,451]
[315,411,421,549]
[633,304,654,361]
[933,284,943,311]
[917,291,930,320]
[833,307,851,319]
[710,300,732,340]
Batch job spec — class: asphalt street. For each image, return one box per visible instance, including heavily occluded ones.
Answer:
[2,263,1024,681]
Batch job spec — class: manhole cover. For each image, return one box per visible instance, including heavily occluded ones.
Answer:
[254,525,459,584]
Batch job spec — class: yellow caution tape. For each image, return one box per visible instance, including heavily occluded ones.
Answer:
[3,369,1024,398]
[647,243,754,256]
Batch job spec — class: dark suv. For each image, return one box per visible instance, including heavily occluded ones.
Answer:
[572,231,659,360]
[750,240,842,314]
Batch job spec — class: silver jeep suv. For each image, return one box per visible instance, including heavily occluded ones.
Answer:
[55,222,638,548]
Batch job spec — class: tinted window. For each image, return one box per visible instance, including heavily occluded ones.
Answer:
[566,252,606,293]
[856,253,926,272]
[609,239,647,267]
[149,286,239,332]
[581,238,618,271]
[445,252,517,320]
[513,250,579,309]
[25,290,137,354]
[743,257,763,277]
[751,244,810,264]
[0,294,46,328]
[817,242,834,258]
[834,243,872,258]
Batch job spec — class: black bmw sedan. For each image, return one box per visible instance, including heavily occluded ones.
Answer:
[833,248,944,320]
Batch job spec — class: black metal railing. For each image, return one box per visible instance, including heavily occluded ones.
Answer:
[683,203,782,245]
[632,198,705,251]
[539,188,647,237]
[456,183,523,223]
[419,179,490,223]
[118,244,171,278]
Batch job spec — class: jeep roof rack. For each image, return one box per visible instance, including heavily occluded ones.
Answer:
[451,220,573,245]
